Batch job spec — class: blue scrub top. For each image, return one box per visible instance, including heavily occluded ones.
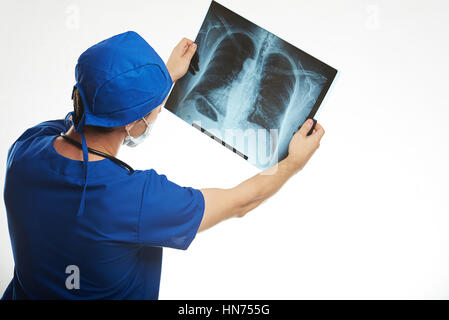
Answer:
[2,118,205,299]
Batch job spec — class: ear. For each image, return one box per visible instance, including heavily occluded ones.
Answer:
[124,120,137,133]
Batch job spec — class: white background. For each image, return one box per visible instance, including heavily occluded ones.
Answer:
[0,0,448,299]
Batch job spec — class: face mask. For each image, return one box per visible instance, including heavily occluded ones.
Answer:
[122,117,154,147]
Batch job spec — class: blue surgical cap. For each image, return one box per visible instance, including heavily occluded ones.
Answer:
[70,31,173,216]
[72,30,173,130]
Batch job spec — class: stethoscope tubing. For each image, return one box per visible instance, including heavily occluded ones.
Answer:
[59,132,135,174]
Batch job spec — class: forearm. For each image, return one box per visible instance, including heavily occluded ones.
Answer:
[232,158,299,216]
[198,159,297,232]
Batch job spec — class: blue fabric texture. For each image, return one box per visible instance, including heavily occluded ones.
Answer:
[70,30,173,217]
[72,30,173,129]
[1,119,204,299]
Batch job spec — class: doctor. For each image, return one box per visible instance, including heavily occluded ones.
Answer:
[2,31,324,299]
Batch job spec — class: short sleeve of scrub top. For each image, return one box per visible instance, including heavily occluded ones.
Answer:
[139,170,205,250]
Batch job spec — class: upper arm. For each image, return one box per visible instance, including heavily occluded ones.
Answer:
[197,187,245,233]
[138,170,205,250]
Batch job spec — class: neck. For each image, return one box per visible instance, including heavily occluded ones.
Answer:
[65,126,122,157]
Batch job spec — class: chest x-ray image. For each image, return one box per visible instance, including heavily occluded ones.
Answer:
[165,1,337,169]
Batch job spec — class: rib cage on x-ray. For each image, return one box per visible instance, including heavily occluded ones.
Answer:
[165,1,336,169]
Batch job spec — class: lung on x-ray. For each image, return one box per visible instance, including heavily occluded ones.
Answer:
[165,1,337,169]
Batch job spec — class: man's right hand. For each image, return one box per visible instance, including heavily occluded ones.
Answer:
[286,119,325,173]
[198,119,326,233]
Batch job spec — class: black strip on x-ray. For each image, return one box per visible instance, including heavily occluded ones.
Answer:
[192,122,249,160]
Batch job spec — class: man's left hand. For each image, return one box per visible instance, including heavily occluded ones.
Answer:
[166,38,197,82]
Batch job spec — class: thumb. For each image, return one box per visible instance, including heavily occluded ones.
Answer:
[312,123,325,140]
[298,118,314,137]
[184,43,197,60]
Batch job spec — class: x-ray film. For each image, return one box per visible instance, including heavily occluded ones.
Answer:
[165,1,338,169]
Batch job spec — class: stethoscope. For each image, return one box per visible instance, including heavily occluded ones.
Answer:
[60,132,135,174]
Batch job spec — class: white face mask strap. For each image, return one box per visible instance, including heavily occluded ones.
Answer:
[126,126,132,137]
[126,117,148,137]
[122,116,153,147]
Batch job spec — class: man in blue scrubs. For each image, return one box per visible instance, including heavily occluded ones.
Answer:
[2,31,325,299]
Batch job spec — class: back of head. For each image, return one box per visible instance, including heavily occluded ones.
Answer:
[71,30,173,132]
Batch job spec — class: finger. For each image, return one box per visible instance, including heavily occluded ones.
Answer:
[177,38,193,50]
[314,122,324,134]
[188,64,196,75]
[181,37,194,46]
[173,38,192,57]
[298,118,314,136]
[311,122,325,141]
[192,61,199,72]
[184,42,197,60]
[191,51,200,71]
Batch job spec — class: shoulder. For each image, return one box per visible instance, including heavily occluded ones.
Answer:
[13,112,72,146]
[16,119,70,143]
[144,168,169,185]
[7,115,72,166]
[143,168,188,191]
[141,168,203,206]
